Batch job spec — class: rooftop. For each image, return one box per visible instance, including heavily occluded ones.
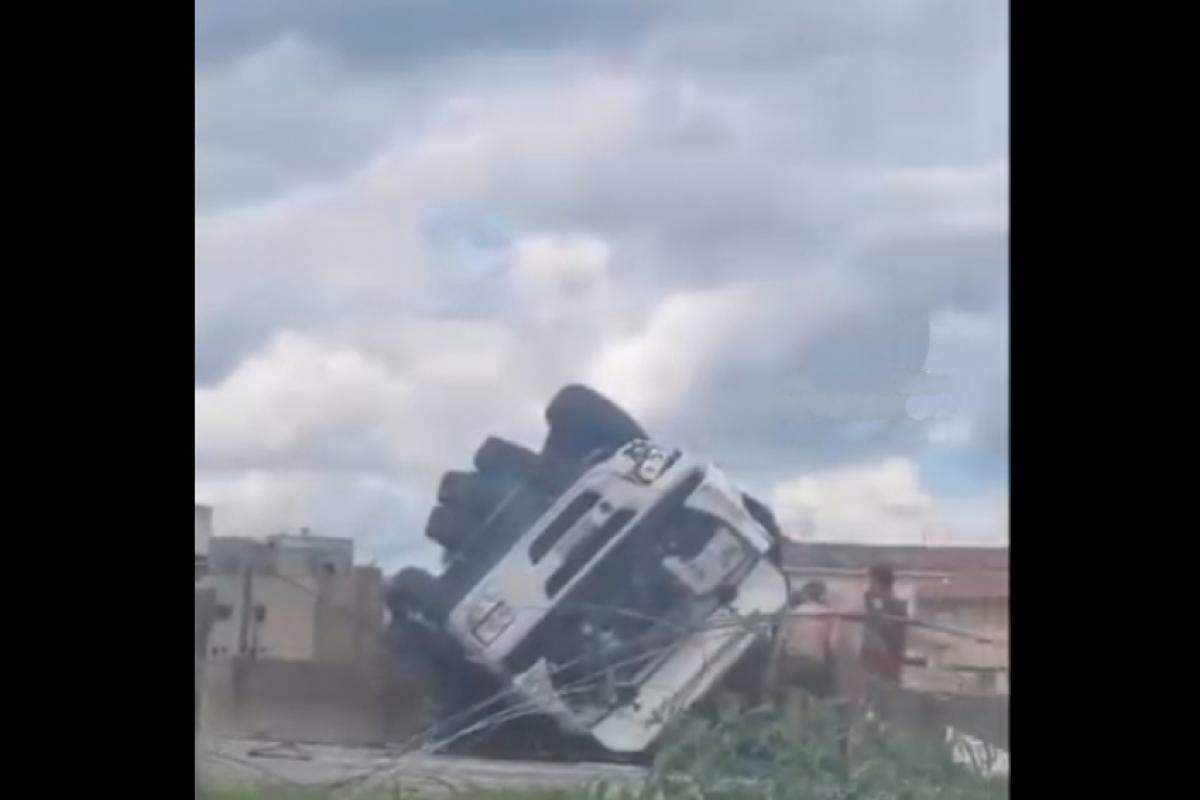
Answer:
[781,540,1009,573]
[916,570,1009,600]
[267,532,353,549]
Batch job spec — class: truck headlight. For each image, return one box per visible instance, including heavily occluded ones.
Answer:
[637,449,668,482]
[623,442,676,484]
[472,600,516,645]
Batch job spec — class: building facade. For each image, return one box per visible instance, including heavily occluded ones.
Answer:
[781,541,1009,696]
[204,533,382,663]
[909,571,1008,694]
[195,504,213,581]
[200,525,406,745]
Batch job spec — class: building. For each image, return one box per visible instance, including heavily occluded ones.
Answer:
[205,532,382,663]
[195,505,213,581]
[909,571,1008,694]
[199,525,416,745]
[781,540,1009,695]
[266,531,354,576]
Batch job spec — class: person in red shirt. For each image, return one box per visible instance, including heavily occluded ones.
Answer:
[858,563,907,684]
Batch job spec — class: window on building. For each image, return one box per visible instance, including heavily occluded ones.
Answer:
[214,603,233,621]
[253,605,266,622]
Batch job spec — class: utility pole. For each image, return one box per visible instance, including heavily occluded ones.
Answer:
[238,566,253,656]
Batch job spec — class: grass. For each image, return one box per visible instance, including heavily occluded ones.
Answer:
[206,791,580,796]
[203,694,1008,800]
[639,695,1008,800]
[204,790,588,800]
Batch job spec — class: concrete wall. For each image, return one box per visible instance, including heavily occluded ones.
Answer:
[919,597,1009,651]
[907,597,1008,695]
[196,587,216,722]
[200,655,434,746]
[784,567,1009,696]
[315,567,384,663]
[198,562,417,747]
[196,586,216,799]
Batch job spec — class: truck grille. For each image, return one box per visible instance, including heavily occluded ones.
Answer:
[529,491,601,565]
[504,468,706,676]
[545,508,636,598]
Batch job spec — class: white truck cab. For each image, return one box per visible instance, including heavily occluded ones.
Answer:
[444,439,789,753]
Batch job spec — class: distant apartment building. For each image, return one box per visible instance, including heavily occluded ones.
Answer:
[198,523,410,745]
[781,541,1009,696]
[195,505,213,581]
[205,531,382,663]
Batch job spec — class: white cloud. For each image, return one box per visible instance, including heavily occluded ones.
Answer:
[195,469,326,539]
[195,330,414,463]
[195,324,547,474]
[771,457,1006,546]
[512,233,612,326]
[195,67,647,379]
[586,282,762,423]
[928,491,1010,547]
[194,467,441,572]
[585,264,868,431]
[339,319,513,387]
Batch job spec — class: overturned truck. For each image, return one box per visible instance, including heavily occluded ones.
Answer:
[384,385,789,759]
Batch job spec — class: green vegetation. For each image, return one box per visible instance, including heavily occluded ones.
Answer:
[204,696,1007,800]
[205,791,579,800]
[638,696,1008,800]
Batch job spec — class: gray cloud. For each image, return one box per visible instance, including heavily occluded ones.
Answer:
[195,1,1009,568]
[196,0,674,69]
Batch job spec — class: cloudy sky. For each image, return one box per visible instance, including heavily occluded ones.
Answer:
[195,1,1009,572]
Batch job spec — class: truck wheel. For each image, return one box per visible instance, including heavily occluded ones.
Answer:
[386,566,450,626]
[425,504,483,553]
[437,470,516,517]
[383,610,506,749]
[541,384,647,461]
[474,436,540,478]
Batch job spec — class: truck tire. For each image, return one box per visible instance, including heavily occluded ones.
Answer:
[437,470,515,516]
[425,504,483,553]
[474,436,541,478]
[541,384,647,461]
[383,611,504,747]
[386,566,450,626]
